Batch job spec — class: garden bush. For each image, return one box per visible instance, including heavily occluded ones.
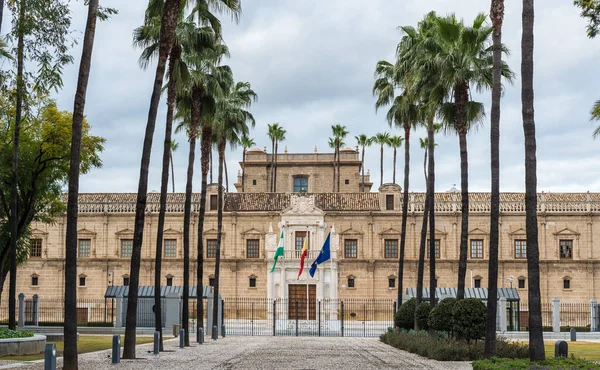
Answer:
[0,328,34,339]
[428,297,456,334]
[472,357,600,370]
[394,298,416,330]
[415,301,431,330]
[452,298,486,343]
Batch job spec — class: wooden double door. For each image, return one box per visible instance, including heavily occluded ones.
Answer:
[288,284,316,320]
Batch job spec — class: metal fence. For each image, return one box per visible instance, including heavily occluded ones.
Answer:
[519,302,592,331]
[222,298,394,337]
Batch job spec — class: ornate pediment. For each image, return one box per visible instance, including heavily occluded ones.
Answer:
[78,227,96,236]
[115,228,134,236]
[340,227,364,236]
[426,228,447,236]
[508,227,526,235]
[553,227,580,237]
[282,194,324,216]
[163,227,181,235]
[469,227,489,235]
[379,227,401,236]
[241,227,263,236]
[30,228,48,236]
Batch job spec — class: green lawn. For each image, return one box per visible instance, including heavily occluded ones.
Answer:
[544,341,600,361]
[0,335,159,362]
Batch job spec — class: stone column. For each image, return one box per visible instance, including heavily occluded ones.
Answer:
[590,299,598,332]
[206,293,222,336]
[497,297,507,332]
[18,293,25,327]
[32,294,39,326]
[115,293,123,328]
[164,292,180,331]
[552,297,561,333]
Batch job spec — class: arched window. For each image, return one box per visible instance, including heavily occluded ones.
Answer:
[293,176,308,192]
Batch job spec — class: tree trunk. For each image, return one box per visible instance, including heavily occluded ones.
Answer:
[455,81,470,301]
[241,148,246,192]
[361,145,365,192]
[415,144,428,330]
[170,153,175,193]
[0,0,4,34]
[522,0,545,361]
[392,147,397,184]
[332,148,336,192]
[196,123,211,337]
[485,0,504,358]
[63,1,98,367]
[209,148,213,184]
[337,142,341,192]
[274,142,278,192]
[212,137,226,340]
[182,86,201,347]
[270,139,275,192]
[123,0,181,359]
[9,0,25,331]
[398,125,410,308]
[224,151,229,192]
[427,115,437,338]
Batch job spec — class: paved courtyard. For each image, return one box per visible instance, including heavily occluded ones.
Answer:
[3,336,472,370]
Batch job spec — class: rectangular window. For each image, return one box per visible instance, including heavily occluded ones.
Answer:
[164,239,177,258]
[209,277,215,287]
[123,277,130,286]
[470,239,483,259]
[78,239,91,258]
[347,277,355,288]
[207,239,217,258]
[252,179,257,185]
[344,179,349,185]
[166,277,173,286]
[518,279,525,289]
[295,231,308,251]
[563,279,571,289]
[79,277,86,287]
[249,277,256,288]
[386,194,394,210]
[32,276,39,286]
[388,278,395,288]
[385,239,398,259]
[246,239,259,258]
[559,240,573,259]
[30,239,42,257]
[344,239,357,258]
[514,240,527,259]
[293,177,308,192]
[210,194,218,210]
[474,278,481,288]
[121,239,133,258]
[427,239,441,259]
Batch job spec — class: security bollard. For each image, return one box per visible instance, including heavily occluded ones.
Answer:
[198,328,204,344]
[44,343,56,370]
[570,328,577,342]
[221,324,226,338]
[555,340,568,358]
[179,329,185,348]
[212,325,218,340]
[112,334,120,364]
[153,331,160,355]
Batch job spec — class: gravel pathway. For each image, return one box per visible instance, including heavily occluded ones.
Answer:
[4,336,472,370]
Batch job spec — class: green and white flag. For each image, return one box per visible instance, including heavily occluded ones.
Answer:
[270,230,285,273]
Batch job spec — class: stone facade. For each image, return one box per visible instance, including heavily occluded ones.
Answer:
[4,148,600,305]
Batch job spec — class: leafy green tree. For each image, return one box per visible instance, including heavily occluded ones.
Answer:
[170,140,178,192]
[372,132,390,187]
[522,0,545,361]
[387,135,403,184]
[331,124,348,192]
[592,100,600,137]
[354,134,373,192]
[239,135,255,192]
[452,298,486,343]
[575,0,600,38]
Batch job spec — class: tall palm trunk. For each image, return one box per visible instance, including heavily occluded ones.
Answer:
[9,0,25,331]
[154,45,179,353]
[332,148,336,192]
[241,148,246,192]
[415,142,428,330]
[0,0,4,34]
[63,1,98,367]
[274,141,278,192]
[427,116,437,338]
[398,125,410,308]
[485,0,504,357]
[361,145,366,192]
[209,149,213,184]
[183,88,200,347]
[392,147,397,184]
[522,0,545,361]
[212,138,226,339]
[196,124,211,339]
[170,152,175,193]
[380,144,384,187]
[124,0,181,359]
[455,82,470,301]
[337,143,341,192]
[270,139,275,192]
[224,151,228,192]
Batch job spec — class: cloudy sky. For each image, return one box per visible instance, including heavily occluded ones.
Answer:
[7,0,600,193]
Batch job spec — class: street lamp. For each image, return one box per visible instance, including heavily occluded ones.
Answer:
[506,275,515,289]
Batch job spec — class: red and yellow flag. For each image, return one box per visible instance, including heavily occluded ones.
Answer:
[297,237,308,279]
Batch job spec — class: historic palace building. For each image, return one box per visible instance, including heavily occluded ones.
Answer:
[6,147,600,305]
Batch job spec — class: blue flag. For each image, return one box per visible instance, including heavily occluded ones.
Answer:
[309,232,331,277]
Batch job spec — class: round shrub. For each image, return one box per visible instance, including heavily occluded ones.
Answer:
[394,298,416,330]
[452,298,486,343]
[428,297,456,334]
[415,301,431,330]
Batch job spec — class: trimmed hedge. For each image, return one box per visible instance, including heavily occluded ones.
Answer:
[395,298,416,331]
[415,302,431,330]
[472,357,600,370]
[0,328,34,339]
[452,298,486,343]
[429,297,456,335]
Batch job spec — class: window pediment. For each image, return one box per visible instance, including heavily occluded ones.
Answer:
[426,228,447,237]
[340,228,363,236]
[78,227,96,237]
[553,227,580,237]
[163,227,181,236]
[469,227,488,236]
[115,228,134,236]
[508,227,526,236]
[379,227,401,236]
[241,228,263,236]
[30,228,48,236]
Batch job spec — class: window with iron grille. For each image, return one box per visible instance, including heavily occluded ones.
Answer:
[207,239,217,258]
[30,239,42,257]
[121,239,133,258]
[514,240,527,259]
[559,239,573,259]
[164,239,177,258]
[470,239,483,259]
[246,239,259,258]
[385,239,398,259]
[78,239,91,257]
[427,239,440,259]
[518,278,525,289]
[344,239,357,258]
[386,195,394,210]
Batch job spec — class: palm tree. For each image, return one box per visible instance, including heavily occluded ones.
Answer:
[273,125,286,192]
[591,100,600,137]
[63,1,99,367]
[170,140,178,192]
[432,13,514,300]
[388,135,403,184]
[355,134,373,192]
[267,123,280,192]
[239,134,255,192]
[332,124,349,192]
[415,136,431,330]
[372,132,390,187]
[0,1,4,34]
[212,80,257,339]
[522,0,545,361]
[328,137,336,192]
[486,0,506,357]
[123,0,182,359]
